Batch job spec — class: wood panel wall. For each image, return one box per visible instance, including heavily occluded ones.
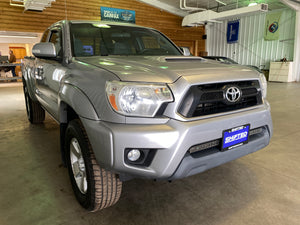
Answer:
[0,0,205,55]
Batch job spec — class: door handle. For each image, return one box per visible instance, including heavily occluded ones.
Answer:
[37,66,44,75]
[35,66,44,80]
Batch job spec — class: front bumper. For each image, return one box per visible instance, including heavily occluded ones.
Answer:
[81,104,272,181]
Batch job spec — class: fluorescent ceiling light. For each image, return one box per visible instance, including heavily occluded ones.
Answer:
[0,31,38,39]
[0,35,37,38]
[248,2,258,6]
[10,0,56,11]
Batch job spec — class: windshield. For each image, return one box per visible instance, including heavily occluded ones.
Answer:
[70,23,182,57]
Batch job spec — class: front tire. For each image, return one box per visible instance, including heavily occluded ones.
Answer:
[65,119,122,212]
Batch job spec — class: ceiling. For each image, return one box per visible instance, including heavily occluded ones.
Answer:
[138,0,291,17]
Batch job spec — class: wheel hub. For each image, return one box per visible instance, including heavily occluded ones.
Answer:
[70,138,87,194]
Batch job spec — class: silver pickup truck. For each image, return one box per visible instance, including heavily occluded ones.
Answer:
[23,20,272,212]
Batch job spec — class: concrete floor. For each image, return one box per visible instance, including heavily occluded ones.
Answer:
[0,82,299,225]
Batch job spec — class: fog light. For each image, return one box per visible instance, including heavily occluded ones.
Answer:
[127,149,141,162]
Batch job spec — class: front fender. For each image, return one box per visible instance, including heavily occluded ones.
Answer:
[58,83,99,122]
[22,63,38,101]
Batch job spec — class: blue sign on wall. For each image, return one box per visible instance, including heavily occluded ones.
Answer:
[227,20,240,44]
[101,7,136,24]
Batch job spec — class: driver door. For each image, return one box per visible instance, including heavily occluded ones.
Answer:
[35,26,66,120]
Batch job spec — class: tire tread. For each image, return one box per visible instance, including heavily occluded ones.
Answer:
[76,119,122,212]
[31,100,45,123]
[23,82,45,124]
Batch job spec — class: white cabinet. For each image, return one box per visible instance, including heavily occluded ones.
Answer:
[269,62,294,82]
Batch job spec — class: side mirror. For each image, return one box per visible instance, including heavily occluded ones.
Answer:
[180,47,191,56]
[32,42,57,58]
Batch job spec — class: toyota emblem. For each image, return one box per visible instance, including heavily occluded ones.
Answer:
[225,86,241,103]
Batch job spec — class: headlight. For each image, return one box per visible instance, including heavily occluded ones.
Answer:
[106,81,173,117]
[259,73,267,98]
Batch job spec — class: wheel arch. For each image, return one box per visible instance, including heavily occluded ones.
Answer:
[58,83,99,122]
[58,83,99,166]
[22,65,38,101]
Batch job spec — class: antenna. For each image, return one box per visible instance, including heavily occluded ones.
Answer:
[65,0,67,20]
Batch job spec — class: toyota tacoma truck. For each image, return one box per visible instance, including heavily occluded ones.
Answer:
[23,20,272,212]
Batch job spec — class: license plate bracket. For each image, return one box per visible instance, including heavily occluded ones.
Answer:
[222,124,250,151]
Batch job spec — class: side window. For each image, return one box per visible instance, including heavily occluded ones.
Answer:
[41,29,50,43]
[49,29,62,60]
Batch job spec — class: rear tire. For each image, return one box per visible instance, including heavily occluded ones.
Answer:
[65,119,122,212]
[23,83,45,124]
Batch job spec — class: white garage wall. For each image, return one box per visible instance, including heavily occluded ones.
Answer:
[206,8,296,70]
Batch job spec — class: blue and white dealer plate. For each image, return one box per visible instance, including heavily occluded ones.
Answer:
[222,124,250,151]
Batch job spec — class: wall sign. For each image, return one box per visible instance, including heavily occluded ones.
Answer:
[100,7,136,24]
[227,20,240,44]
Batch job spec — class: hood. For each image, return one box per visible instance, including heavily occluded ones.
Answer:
[76,56,256,83]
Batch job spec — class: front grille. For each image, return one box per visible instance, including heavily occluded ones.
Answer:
[188,126,266,156]
[178,80,262,118]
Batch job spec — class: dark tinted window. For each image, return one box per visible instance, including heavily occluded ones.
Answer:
[49,28,62,60]
[41,29,50,42]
